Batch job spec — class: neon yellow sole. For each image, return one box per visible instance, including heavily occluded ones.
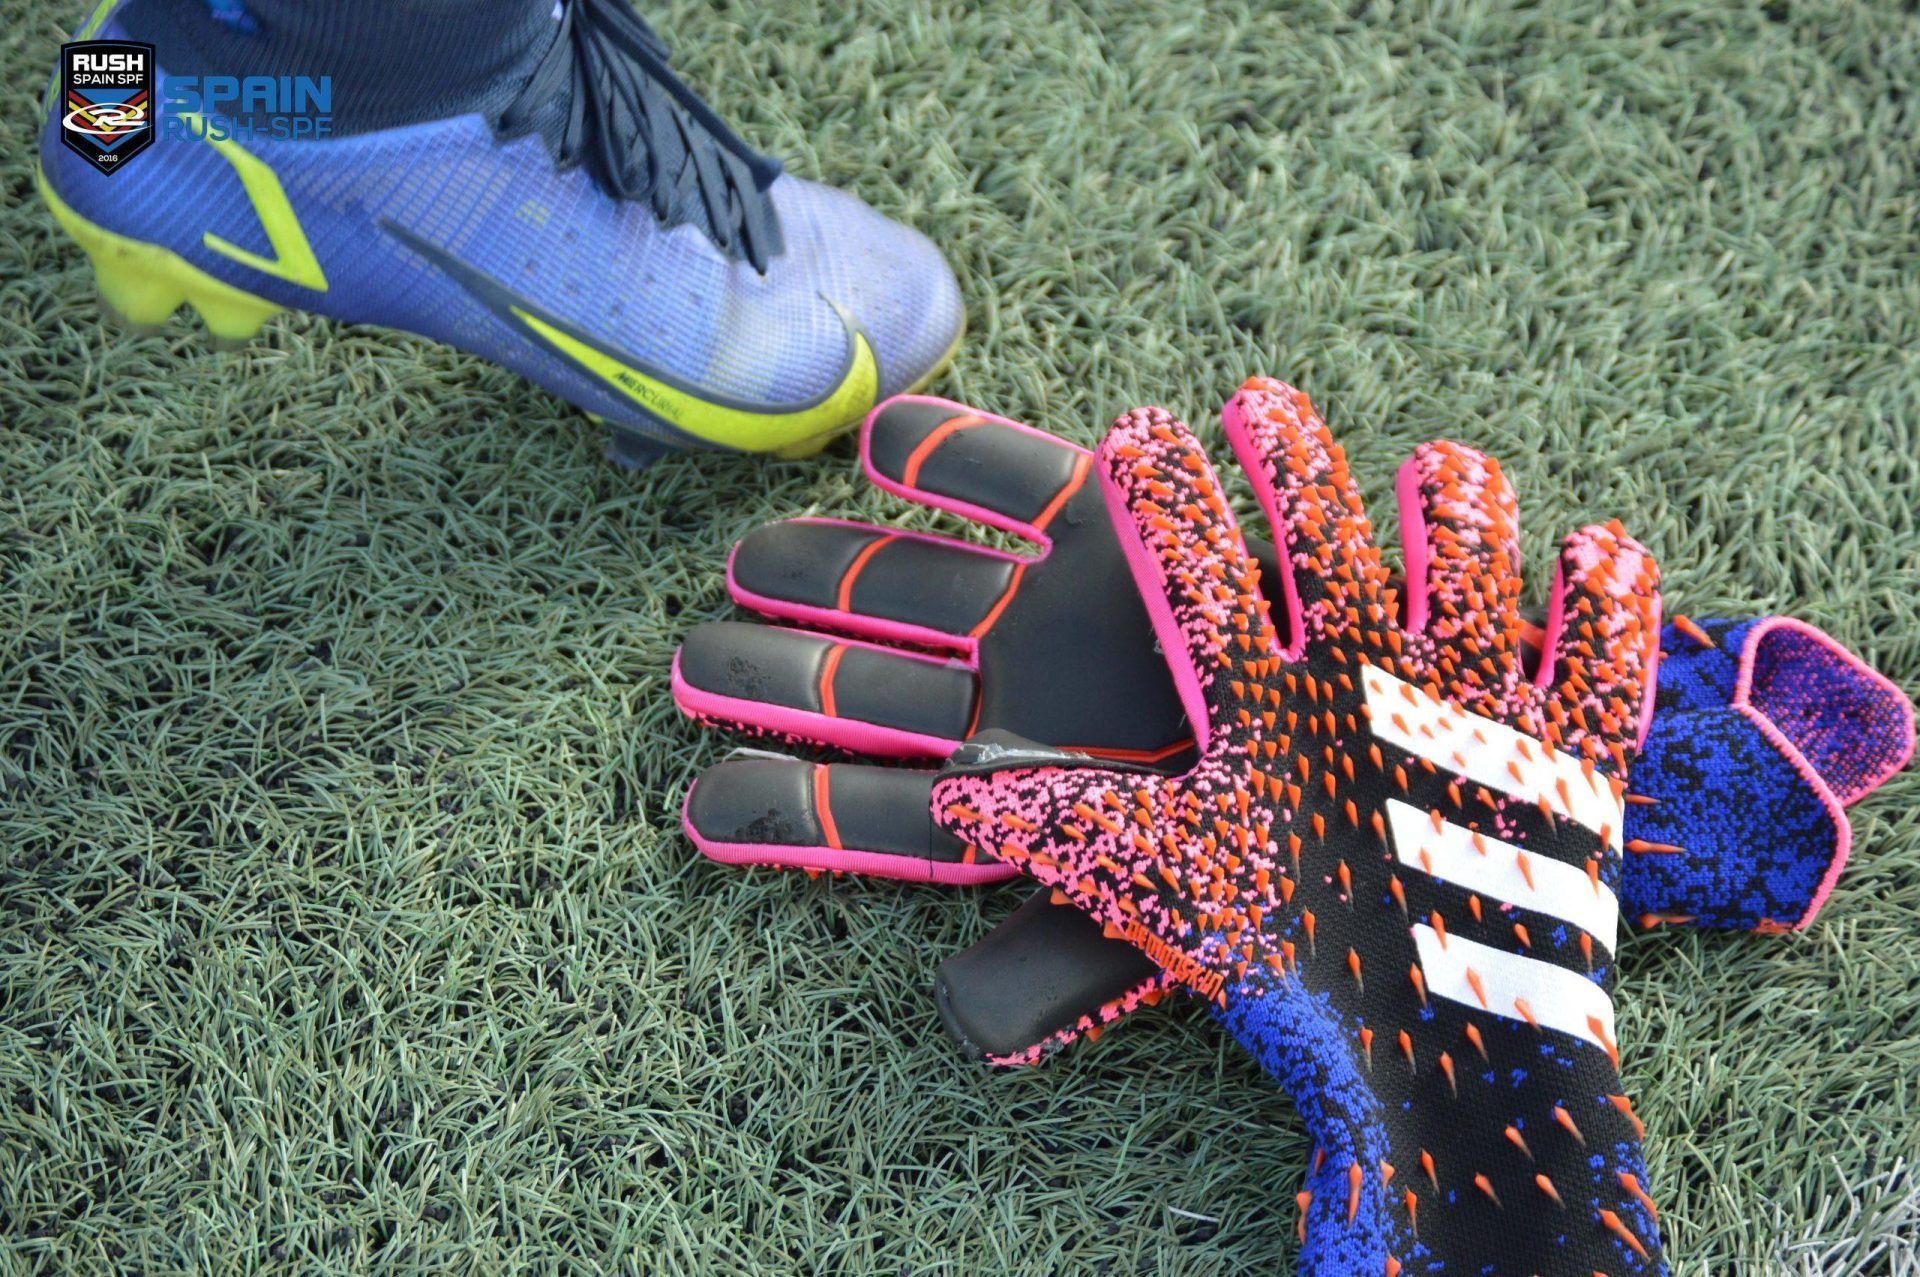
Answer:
[37,165,283,342]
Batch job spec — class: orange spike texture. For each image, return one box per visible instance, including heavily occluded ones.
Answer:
[922,387,1666,1273]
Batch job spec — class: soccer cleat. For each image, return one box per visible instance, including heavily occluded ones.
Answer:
[37,0,964,465]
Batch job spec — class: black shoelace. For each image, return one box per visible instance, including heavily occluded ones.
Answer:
[497,0,784,272]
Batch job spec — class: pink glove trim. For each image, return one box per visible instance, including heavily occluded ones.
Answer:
[860,394,1094,548]
[669,649,963,761]
[724,516,1022,658]
[680,793,1018,885]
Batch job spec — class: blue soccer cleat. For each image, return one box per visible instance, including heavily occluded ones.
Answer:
[37,0,965,464]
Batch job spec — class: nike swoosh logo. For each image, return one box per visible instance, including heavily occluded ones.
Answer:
[183,113,330,293]
[382,220,877,452]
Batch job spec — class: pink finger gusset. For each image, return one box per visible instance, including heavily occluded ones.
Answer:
[679,807,1020,886]
[1390,441,1528,718]
[860,393,1094,548]
[669,651,963,760]
[724,519,1025,658]
[1394,454,1435,636]
[1094,414,1242,752]
[1533,557,1569,694]
[1219,378,1392,663]
[1220,387,1311,661]
[1539,523,1663,757]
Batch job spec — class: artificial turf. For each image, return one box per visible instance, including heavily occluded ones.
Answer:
[3,0,1919,1272]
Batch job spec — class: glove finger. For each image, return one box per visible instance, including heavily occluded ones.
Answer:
[1219,378,1391,660]
[684,756,1016,884]
[1535,521,1663,774]
[933,754,1155,935]
[1396,441,1527,712]
[863,396,1094,544]
[728,518,1027,652]
[936,890,1172,1066]
[674,622,976,759]
[1733,617,1915,806]
[1096,406,1275,741]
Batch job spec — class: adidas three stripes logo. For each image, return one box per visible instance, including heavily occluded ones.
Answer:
[1363,665,1623,1057]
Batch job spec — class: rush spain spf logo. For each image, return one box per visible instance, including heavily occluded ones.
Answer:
[60,40,156,175]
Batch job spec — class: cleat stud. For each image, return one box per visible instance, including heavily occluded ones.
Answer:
[95,268,185,329]
[41,170,281,341]
[90,248,189,328]
[189,288,281,344]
